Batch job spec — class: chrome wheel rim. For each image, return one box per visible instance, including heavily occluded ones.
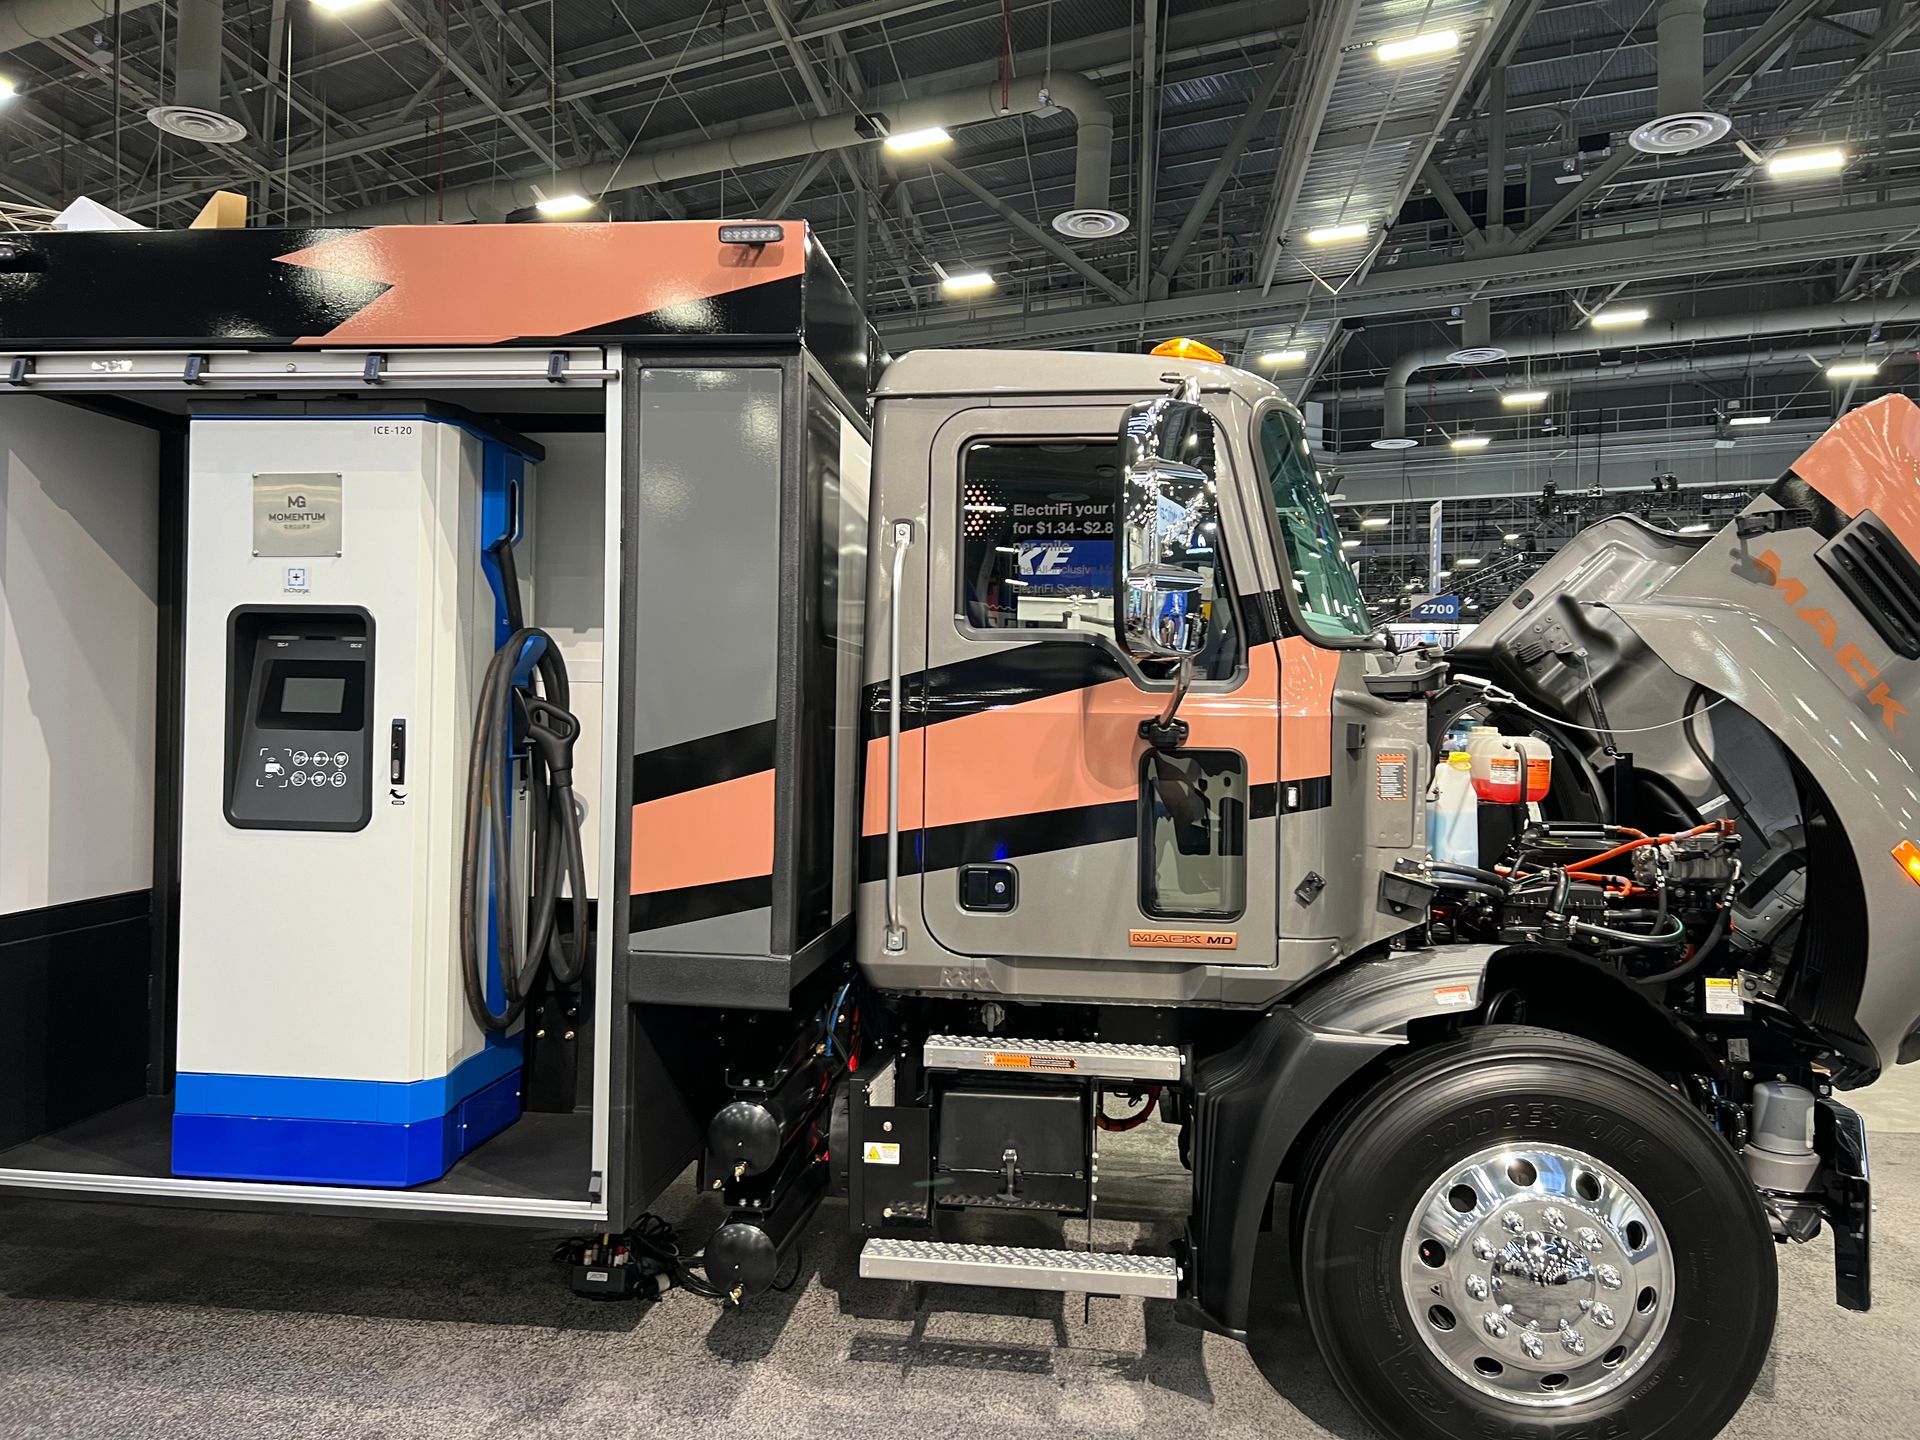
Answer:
[1399,1143,1676,1409]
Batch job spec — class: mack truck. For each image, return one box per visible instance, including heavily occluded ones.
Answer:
[0,223,1902,1440]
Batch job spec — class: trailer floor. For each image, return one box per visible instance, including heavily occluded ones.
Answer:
[4,1073,1919,1440]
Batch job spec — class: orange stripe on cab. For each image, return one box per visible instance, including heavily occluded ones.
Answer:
[861,637,1339,838]
[631,768,775,894]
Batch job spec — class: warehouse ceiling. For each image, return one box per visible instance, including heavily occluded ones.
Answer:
[0,0,1915,609]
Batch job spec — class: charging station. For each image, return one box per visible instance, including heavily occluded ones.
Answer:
[173,408,540,1186]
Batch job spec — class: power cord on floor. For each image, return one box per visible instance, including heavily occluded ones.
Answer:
[555,1214,732,1304]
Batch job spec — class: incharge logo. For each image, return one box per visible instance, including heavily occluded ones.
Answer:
[1756,549,1908,733]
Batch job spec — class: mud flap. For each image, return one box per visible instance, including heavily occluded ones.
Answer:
[1817,1098,1872,1311]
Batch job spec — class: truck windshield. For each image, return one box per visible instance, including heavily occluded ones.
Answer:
[1258,405,1371,640]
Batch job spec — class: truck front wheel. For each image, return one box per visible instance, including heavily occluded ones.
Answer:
[1295,1026,1775,1440]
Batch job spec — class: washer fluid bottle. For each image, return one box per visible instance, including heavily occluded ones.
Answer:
[1428,750,1479,866]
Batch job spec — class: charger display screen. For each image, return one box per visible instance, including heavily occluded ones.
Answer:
[280,676,346,714]
[258,659,363,730]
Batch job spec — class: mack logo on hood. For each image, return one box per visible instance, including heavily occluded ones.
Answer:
[1756,549,1908,732]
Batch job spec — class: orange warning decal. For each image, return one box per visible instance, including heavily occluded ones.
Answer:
[982,1053,1078,1072]
[1128,928,1240,950]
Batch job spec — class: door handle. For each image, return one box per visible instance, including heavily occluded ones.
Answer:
[885,520,913,953]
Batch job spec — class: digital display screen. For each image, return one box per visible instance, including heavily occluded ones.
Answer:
[259,659,363,730]
[280,676,347,714]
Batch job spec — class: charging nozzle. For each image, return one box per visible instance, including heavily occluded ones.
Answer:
[523,696,581,788]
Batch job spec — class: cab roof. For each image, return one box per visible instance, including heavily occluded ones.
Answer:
[875,348,1291,410]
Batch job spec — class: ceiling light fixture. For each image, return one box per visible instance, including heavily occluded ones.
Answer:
[1361,516,1392,529]
[311,0,375,11]
[1826,360,1880,379]
[1766,147,1846,178]
[1727,414,1774,426]
[1501,390,1549,407]
[884,126,952,154]
[0,76,17,103]
[533,193,594,216]
[940,270,997,297]
[1456,556,1482,567]
[1450,434,1492,451]
[1591,306,1650,328]
[1377,29,1459,63]
[1503,532,1520,542]
[1305,221,1371,245]
[1259,349,1309,366]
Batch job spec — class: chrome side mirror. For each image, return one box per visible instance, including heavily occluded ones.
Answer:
[1115,394,1217,662]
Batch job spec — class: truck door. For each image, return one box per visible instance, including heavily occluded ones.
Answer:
[916,402,1282,969]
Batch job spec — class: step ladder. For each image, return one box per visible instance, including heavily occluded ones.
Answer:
[858,1238,1181,1299]
[922,1035,1184,1083]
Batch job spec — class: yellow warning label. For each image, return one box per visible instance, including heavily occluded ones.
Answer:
[862,1142,901,1166]
[1129,928,1239,950]
[1703,977,1744,1017]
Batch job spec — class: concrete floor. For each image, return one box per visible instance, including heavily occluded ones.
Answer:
[3,1068,1918,1439]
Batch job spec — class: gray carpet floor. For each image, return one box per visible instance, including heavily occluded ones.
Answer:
[0,1122,1912,1439]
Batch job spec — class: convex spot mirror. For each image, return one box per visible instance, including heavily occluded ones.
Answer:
[1115,394,1219,662]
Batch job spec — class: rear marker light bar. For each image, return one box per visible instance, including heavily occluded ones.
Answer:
[719,224,785,245]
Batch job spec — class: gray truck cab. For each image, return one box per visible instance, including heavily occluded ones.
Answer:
[857,349,1429,1005]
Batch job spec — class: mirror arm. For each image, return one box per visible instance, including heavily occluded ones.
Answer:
[1139,657,1194,750]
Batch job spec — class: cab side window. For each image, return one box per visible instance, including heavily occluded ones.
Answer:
[958,438,1240,680]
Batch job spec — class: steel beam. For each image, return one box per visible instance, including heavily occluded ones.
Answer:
[1343,0,1516,294]
[1493,0,1832,253]
[877,199,1920,350]
[1715,5,1920,193]
[383,0,562,176]
[1421,161,1485,247]
[1252,0,1363,295]
[923,157,1131,304]
[1153,47,1292,295]
[761,151,832,217]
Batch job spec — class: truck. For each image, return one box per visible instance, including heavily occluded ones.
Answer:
[0,220,1900,1440]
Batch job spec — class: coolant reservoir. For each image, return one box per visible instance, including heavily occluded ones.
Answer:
[1467,728,1552,804]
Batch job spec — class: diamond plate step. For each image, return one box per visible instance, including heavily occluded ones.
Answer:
[859,1238,1180,1298]
[922,1035,1183,1083]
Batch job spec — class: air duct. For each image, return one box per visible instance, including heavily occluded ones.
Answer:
[338,70,1120,232]
[147,0,246,145]
[0,0,160,54]
[1373,299,1920,446]
[1331,339,1915,406]
[1445,300,1507,364]
[1629,0,1730,156]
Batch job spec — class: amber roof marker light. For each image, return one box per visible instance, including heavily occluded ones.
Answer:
[1150,338,1226,363]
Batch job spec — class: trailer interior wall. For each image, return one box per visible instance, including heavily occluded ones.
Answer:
[528,428,606,893]
[0,394,164,1152]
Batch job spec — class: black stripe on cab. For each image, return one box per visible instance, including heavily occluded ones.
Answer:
[630,873,773,933]
[631,719,777,804]
[856,780,1317,881]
